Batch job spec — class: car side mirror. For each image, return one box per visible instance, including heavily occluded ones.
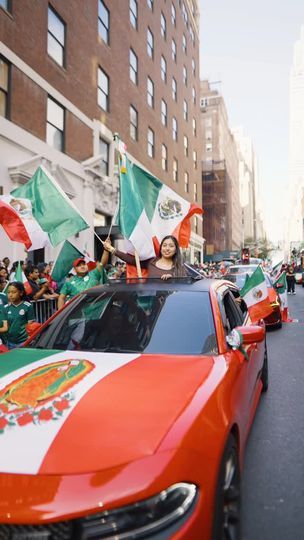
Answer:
[235,325,265,344]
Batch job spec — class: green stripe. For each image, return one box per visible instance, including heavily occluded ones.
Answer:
[118,158,162,238]
[240,266,265,297]
[0,349,61,378]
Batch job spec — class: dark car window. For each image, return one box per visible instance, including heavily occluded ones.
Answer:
[28,290,218,355]
[218,290,244,333]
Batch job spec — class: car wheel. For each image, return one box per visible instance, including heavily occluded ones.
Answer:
[276,320,282,330]
[261,344,268,392]
[212,434,241,540]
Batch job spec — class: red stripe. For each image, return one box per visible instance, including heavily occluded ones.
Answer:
[0,201,32,249]
[39,354,213,474]
[249,298,273,322]
[172,204,203,248]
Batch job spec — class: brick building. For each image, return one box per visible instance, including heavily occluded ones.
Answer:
[0,0,203,263]
[200,80,242,258]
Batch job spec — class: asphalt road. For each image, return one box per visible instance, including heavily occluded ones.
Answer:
[241,284,304,539]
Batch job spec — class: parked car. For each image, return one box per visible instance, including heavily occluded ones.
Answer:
[0,278,267,540]
[225,271,282,329]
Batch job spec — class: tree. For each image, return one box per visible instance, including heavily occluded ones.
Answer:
[243,237,274,260]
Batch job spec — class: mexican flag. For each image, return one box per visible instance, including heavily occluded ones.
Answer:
[118,157,203,259]
[11,166,89,248]
[0,199,32,249]
[14,261,33,296]
[51,241,96,283]
[240,266,273,322]
[273,271,288,308]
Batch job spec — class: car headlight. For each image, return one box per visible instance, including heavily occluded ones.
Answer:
[79,482,198,539]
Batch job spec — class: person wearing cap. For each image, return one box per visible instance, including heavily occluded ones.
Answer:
[57,250,109,310]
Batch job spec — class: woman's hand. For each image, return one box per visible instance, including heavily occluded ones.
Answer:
[103,238,115,254]
[160,273,172,280]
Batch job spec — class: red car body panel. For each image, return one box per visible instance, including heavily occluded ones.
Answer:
[0,280,266,539]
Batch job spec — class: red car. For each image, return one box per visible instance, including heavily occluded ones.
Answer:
[0,278,267,540]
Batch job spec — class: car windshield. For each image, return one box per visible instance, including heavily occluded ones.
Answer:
[228,265,258,274]
[226,272,271,290]
[28,289,218,355]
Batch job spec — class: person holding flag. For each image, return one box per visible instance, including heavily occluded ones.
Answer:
[103,235,187,279]
[57,249,110,310]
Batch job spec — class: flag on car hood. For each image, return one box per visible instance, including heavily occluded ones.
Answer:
[118,157,203,259]
[11,166,89,247]
[240,266,273,322]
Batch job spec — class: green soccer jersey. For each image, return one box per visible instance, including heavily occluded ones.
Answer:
[3,301,35,344]
[60,267,107,299]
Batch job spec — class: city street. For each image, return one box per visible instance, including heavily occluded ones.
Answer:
[242,284,304,539]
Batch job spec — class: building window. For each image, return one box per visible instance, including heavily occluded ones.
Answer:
[161,12,166,40]
[161,144,168,171]
[130,105,138,140]
[184,135,188,157]
[147,0,153,10]
[172,117,178,141]
[182,2,188,26]
[206,129,212,140]
[192,58,196,75]
[147,77,154,108]
[147,128,154,158]
[161,99,167,126]
[98,0,110,44]
[194,182,198,202]
[193,150,197,169]
[130,0,138,29]
[194,216,199,235]
[183,65,187,86]
[46,96,65,151]
[97,67,109,111]
[183,99,188,121]
[161,56,167,82]
[171,38,177,62]
[172,77,177,101]
[0,0,11,12]
[0,57,9,119]
[173,158,178,182]
[192,86,196,104]
[192,117,197,137]
[130,49,138,84]
[206,142,213,152]
[190,25,195,45]
[184,171,189,193]
[200,97,208,108]
[47,6,65,67]
[171,2,176,26]
[182,34,187,54]
[99,138,109,175]
[147,27,154,59]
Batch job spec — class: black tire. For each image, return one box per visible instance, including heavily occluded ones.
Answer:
[276,320,282,330]
[261,344,269,392]
[212,434,241,540]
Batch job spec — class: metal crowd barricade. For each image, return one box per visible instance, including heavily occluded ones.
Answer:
[31,298,57,323]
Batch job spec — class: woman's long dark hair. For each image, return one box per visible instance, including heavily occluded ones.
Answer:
[8,281,27,301]
[159,235,185,276]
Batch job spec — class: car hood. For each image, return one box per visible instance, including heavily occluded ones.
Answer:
[0,348,214,475]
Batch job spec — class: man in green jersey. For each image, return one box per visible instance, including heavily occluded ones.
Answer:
[57,250,109,310]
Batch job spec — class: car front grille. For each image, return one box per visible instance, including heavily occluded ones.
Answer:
[0,520,73,540]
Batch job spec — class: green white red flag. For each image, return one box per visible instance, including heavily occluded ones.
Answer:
[51,240,96,283]
[14,261,32,296]
[0,198,32,249]
[11,166,89,249]
[273,271,288,308]
[118,156,203,259]
[240,266,273,322]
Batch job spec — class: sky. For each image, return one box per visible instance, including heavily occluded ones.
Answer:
[199,0,304,242]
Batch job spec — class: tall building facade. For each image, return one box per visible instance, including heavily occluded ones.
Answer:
[287,26,304,247]
[0,0,203,262]
[200,80,242,257]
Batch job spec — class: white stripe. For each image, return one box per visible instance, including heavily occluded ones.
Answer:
[0,351,139,474]
[151,185,191,242]
[129,209,155,259]
[243,281,268,308]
